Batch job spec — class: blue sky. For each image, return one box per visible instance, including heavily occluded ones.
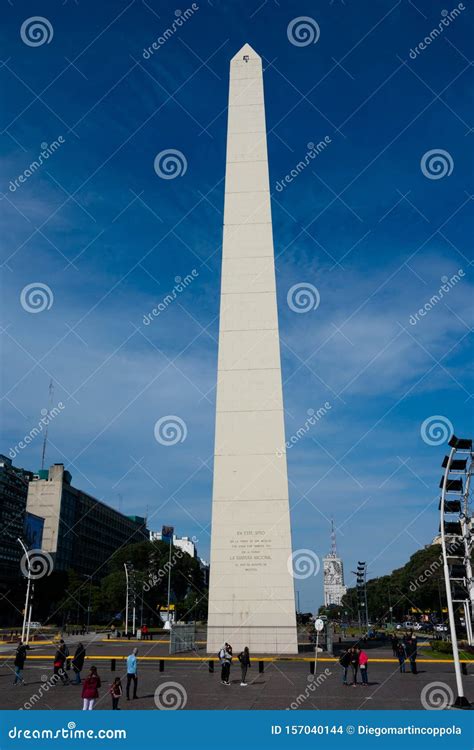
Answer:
[1,0,473,611]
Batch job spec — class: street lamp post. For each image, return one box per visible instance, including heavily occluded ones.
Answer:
[124,563,129,636]
[17,538,31,644]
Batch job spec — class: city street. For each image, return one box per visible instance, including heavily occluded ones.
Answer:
[1,636,472,710]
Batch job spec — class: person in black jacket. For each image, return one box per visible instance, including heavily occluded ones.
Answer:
[72,643,86,684]
[404,633,418,674]
[238,647,251,686]
[350,647,360,687]
[13,641,29,685]
[339,649,351,685]
[53,639,70,684]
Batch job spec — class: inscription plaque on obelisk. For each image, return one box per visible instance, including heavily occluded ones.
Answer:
[206,44,298,654]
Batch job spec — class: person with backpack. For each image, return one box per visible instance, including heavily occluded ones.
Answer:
[219,643,232,685]
[359,649,369,685]
[338,648,351,685]
[81,666,101,710]
[53,639,70,685]
[13,640,29,685]
[109,676,123,709]
[238,647,251,686]
[72,643,86,684]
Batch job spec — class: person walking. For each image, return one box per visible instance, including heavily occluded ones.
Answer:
[72,643,86,685]
[396,640,407,673]
[219,643,232,685]
[13,641,29,685]
[81,666,101,710]
[350,647,359,687]
[109,677,123,710]
[338,648,351,685]
[391,634,399,657]
[126,648,139,700]
[53,639,70,685]
[238,647,251,686]
[359,649,369,685]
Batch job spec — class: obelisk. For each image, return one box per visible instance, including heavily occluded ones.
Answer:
[207,44,298,654]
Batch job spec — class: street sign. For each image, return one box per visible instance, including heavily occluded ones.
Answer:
[315,618,324,632]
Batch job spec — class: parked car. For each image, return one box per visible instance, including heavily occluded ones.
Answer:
[434,624,448,632]
[397,621,416,630]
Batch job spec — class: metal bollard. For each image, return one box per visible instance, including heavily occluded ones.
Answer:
[258,660,264,673]
[461,662,467,676]
[310,661,315,675]
[111,659,116,672]
[159,659,164,672]
[209,660,214,673]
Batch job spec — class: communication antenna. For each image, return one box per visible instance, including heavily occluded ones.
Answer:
[330,518,337,557]
[40,379,54,471]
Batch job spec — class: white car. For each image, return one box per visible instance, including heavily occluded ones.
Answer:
[434,624,448,632]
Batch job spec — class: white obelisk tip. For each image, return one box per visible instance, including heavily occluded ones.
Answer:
[231,43,261,62]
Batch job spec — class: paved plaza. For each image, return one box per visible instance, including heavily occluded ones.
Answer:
[1,636,472,711]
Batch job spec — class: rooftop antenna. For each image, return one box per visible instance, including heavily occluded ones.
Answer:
[330,518,337,557]
[41,379,54,471]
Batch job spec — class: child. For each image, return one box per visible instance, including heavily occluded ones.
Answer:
[109,677,122,710]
